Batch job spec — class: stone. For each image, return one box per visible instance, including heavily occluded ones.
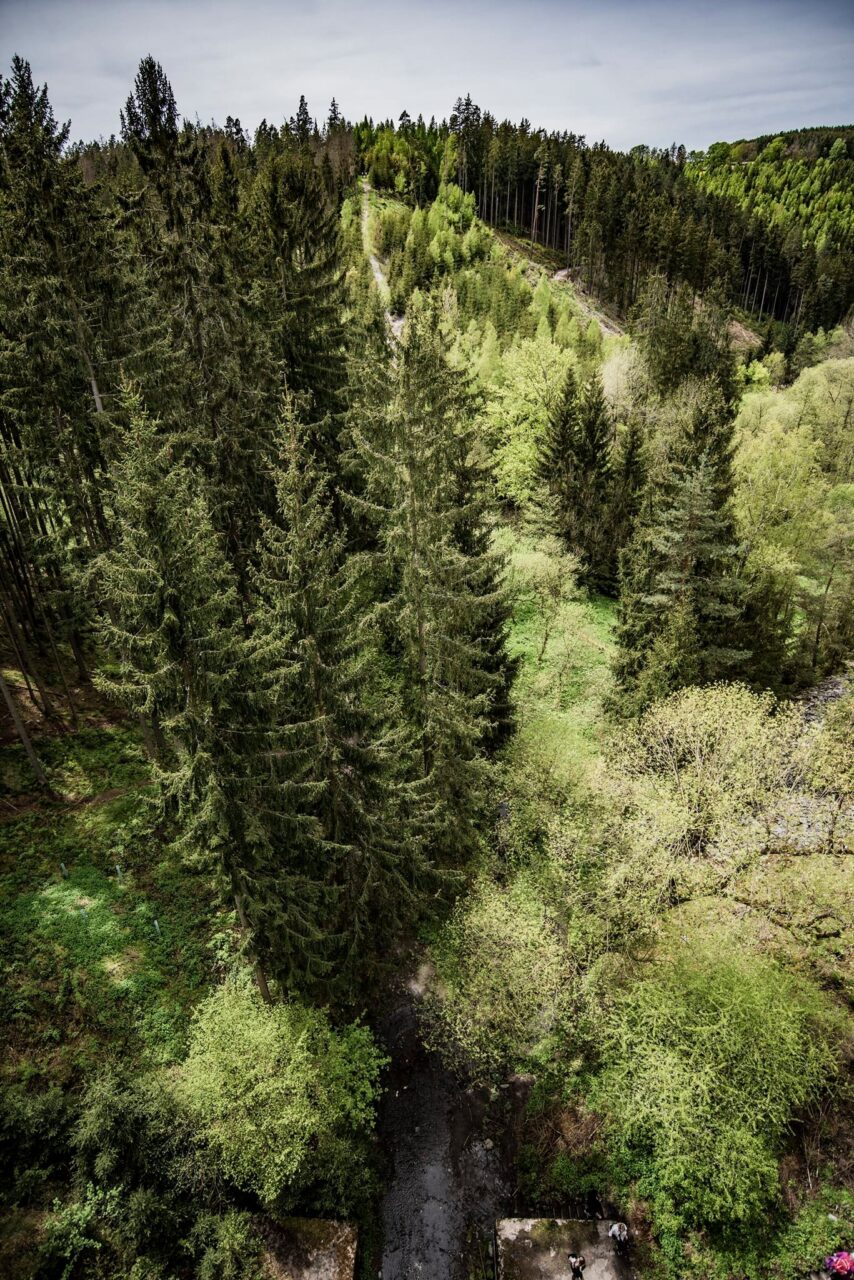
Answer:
[496,1218,634,1279]
[259,1217,357,1280]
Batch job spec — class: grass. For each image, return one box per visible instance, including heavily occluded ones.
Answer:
[499,523,617,790]
[0,724,227,1086]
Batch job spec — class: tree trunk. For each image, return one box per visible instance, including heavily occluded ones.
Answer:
[0,670,53,793]
[234,891,273,1004]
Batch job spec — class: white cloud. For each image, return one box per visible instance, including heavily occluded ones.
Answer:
[1,0,852,149]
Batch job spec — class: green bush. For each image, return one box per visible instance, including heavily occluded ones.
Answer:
[590,932,844,1236]
[188,1211,264,1280]
[618,682,801,858]
[0,1085,73,1205]
[176,983,385,1211]
[425,875,571,1081]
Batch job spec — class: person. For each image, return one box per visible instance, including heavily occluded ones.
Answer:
[568,1253,586,1279]
[608,1221,629,1254]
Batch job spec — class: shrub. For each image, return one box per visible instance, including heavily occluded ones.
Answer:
[617,682,801,857]
[0,1085,73,1205]
[425,876,571,1081]
[798,689,854,851]
[189,1211,264,1280]
[74,1066,214,1206]
[176,983,385,1210]
[590,932,844,1236]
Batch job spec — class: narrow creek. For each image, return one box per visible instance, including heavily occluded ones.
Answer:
[376,974,520,1279]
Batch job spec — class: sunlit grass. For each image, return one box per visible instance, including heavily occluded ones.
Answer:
[499,524,617,789]
[0,727,226,1082]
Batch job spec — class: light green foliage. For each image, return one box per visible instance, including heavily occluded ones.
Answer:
[500,526,617,785]
[730,849,854,997]
[426,876,570,1080]
[733,357,854,678]
[188,1211,265,1280]
[0,728,215,1076]
[734,408,826,561]
[531,273,553,324]
[797,689,854,852]
[177,983,385,1210]
[487,336,577,504]
[689,131,854,255]
[373,201,411,257]
[617,683,801,859]
[592,932,843,1235]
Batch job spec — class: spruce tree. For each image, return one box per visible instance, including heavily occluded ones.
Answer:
[94,388,327,998]
[245,147,349,477]
[613,389,747,713]
[352,306,507,861]
[253,399,429,988]
[0,57,134,688]
[117,59,281,604]
[604,413,646,594]
[537,367,614,590]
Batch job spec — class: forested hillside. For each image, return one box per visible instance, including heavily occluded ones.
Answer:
[357,99,854,335]
[688,126,854,327]
[0,53,852,1280]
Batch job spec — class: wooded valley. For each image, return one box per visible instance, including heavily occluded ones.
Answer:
[0,53,852,1280]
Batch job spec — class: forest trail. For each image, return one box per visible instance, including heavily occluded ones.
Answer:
[360,178,405,339]
[376,975,513,1279]
[549,267,623,338]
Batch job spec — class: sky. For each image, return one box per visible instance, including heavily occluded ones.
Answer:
[2,0,853,152]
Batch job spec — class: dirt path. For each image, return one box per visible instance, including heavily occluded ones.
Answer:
[360,178,404,340]
[550,268,624,339]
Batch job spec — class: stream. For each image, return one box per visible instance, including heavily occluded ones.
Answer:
[376,974,522,1279]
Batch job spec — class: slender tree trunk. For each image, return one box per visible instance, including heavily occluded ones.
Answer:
[0,670,53,792]
[811,564,836,671]
[234,891,273,1004]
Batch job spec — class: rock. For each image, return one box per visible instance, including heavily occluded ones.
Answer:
[258,1218,357,1280]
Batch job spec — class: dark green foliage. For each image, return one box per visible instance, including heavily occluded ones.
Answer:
[4,48,851,1280]
[0,1086,73,1207]
[92,389,320,996]
[32,1066,265,1280]
[537,369,616,590]
[253,399,429,990]
[631,275,737,401]
[353,304,509,861]
[614,388,747,713]
[689,128,854,332]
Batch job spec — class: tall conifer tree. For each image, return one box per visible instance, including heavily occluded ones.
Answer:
[537,367,614,590]
[94,389,327,998]
[254,399,429,988]
[613,389,747,712]
[353,307,507,861]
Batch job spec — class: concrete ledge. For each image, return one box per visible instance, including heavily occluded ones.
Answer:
[496,1218,633,1280]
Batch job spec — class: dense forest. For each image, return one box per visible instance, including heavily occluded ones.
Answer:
[358,100,854,334]
[0,53,852,1280]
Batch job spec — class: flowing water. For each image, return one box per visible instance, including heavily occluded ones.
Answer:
[376,980,517,1280]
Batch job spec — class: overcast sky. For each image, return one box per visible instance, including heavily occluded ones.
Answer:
[2,0,853,151]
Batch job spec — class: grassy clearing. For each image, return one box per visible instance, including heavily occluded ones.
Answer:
[499,523,617,791]
[0,725,226,1086]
